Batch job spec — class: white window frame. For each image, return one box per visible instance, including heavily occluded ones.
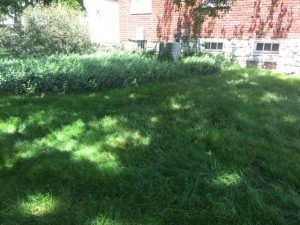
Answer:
[254,42,280,54]
[204,42,224,52]
[130,0,152,15]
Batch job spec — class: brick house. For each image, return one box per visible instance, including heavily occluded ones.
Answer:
[86,0,300,74]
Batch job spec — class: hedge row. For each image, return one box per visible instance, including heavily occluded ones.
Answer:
[0,53,221,95]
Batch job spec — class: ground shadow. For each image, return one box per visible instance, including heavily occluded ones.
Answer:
[0,69,299,225]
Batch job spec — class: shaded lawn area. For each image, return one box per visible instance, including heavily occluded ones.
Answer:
[0,68,299,225]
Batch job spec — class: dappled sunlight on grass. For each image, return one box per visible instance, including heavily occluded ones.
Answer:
[0,112,151,171]
[224,71,260,86]
[87,216,122,225]
[18,193,60,217]
[0,117,21,134]
[282,115,298,123]
[0,67,299,225]
[40,119,85,152]
[212,172,242,186]
[149,116,159,124]
[25,110,55,127]
[100,116,119,130]
[260,92,286,103]
[169,96,193,111]
[128,93,136,100]
[105,131,150,149]
[74,147,117,164]
[234,92,250,103]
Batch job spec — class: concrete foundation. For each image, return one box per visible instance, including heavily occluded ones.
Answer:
[201,38,300,75]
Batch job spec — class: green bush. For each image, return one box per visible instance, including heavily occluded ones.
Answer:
[0,3,93,56]
[0,54,221,95]
[213,53,236,69]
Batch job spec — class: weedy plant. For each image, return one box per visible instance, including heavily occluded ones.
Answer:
[0,53,222,95]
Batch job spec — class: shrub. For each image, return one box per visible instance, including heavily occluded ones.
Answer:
[213,53,236,69]
[0,54,221,95]
[0,3,94,56]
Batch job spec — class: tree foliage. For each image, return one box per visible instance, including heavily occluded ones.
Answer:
[0,3,93,56]
[173,0,234,35]
[0,0,83,23]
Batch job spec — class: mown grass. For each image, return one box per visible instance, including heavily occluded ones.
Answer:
[0,67,299,225]
[0,47,9,58]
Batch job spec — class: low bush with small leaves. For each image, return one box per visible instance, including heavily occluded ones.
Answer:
[0,53,221,95]
[0,3,94,56]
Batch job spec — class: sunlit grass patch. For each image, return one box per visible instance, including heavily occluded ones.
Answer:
[149,116,159,124]
[100,116,119,130]
[18,194,60,217]
[282,115,297,123]
[260,92,285,103]
[87,217,123,225]
[40,119,85,152]
[212,172,242,186]
[0,47,9,57]
[169,96,193,110]
[105,131,150,149]
[0,117,21,134]
[73,146,120,170]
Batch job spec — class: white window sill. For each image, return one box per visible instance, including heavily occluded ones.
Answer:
[253,51,279,55]
[204,49,224,52]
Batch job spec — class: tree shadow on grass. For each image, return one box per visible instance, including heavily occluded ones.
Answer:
[0,69,299,225]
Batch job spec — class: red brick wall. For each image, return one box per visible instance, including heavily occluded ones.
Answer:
[119,0,300,42]
[119,0,192,42]
[201,0,300,39]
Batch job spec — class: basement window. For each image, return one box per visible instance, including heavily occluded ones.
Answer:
[255,43,280,54]
[130,0,152,14]
[205,42,223,51]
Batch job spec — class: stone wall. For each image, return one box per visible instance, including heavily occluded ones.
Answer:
[201,38,300,75]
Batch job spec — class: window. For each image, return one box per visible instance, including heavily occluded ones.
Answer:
[255,43,280,54]
[130,0,152,14]
[205,42,223,51]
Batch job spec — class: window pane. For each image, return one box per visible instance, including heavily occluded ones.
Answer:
[256,43,264,51]
[205,42,211,49]
[272,44,280,52]
[264,43,272,51]
[130,0,152,14]
[217,43,223,50]
[211,42,217,49]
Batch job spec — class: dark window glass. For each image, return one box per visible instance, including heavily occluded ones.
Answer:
[264,43,272,51]
[272,44,280,52]
[256,43,264,51]
[217,43,223,49]
[211,42,217,49]
[205,42,211,49]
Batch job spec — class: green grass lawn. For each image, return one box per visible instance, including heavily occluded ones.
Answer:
[0,67,299,225]
[0,47,9,57]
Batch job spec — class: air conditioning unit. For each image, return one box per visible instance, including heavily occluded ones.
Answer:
[136,27,145,40]
[159,42,181,60]
[135,27,146,51]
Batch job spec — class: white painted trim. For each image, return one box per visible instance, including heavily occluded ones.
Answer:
[130,0,152,15]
